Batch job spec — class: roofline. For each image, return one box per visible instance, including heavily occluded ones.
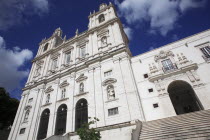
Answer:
[132,29,210,59]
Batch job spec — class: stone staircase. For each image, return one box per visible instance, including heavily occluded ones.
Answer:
[139,110,210,140]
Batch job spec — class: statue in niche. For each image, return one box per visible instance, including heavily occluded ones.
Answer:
[79,83,84,93]
[107,85,115,100]
[101,36,107,46]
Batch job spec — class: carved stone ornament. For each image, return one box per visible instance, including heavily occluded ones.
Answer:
[97,28,109,37]
[51,52,60,59]
[36,60,44,65]
[45,86,54,93]
[154,50,174,62]
[59,80,69,88]
[102,78,117,86]
[99,3,107,10]
[76,74,88,83]
[25,105,32,110]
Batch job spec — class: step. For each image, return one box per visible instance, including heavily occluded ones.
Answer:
[139,110,210,140]
[140,129,210,140]
[140,125,210,138]
[140,123,210,137]
[143,113,210,126]
[141,119,210,132]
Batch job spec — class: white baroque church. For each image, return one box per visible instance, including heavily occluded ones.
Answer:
[8,3,210,140]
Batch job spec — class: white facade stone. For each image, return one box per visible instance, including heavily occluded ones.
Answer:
[9,3,210,140]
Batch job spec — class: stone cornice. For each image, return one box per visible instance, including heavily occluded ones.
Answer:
[32,17,120,63]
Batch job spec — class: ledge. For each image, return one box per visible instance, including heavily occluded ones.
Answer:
[42,103,52,107]
[74,92,88,97]
[66,121,135,137]
[56,97,69,102]
[105,98,119,103]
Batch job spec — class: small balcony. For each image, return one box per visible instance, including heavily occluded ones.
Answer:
[148,62,198,82]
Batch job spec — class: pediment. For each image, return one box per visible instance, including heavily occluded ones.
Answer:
[51,52,60,59]
[76,74,88,83]
[45,86,54,93]
[63,45,74,52]
[102,78,117,86]
[59,80,69,88]
[154,50,174,62]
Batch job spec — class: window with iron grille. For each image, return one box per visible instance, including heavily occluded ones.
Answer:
[200,46,210,58]
[161,59,177,72]
[108,107,118,116]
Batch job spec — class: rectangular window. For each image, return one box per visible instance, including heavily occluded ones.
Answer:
[104,70,112,77]
[153,103,159,108]
[144,74,148,78]
[80,47,86,58]
[161,59,176,72]
[52,59,58,70]
[28,98,33,103]
[148,88,153,93]
[19,128,26,134]
[65,52,71,64]
[200,46,210,58]
[108,107,118,116]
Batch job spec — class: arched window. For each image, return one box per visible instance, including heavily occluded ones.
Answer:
[99,14,105,23]
[55,104,67,135]
[101,36,107,46]
[79,83,84,93]
[43,43,48,52]
[107,85,115,100]
[24,110,30,122]
[61,88,66,99]
[75,99,88,130]
[46,94,50,104]
[37,109,50,140]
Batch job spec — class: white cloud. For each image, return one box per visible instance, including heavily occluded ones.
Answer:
[116,0,207,36]
[124,26,133,40]
[0,36,33,91]
[0,0,50,30]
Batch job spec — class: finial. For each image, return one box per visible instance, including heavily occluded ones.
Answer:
[90,12,92,15]
[109,2,112,5]
[63,35,66,41]
[75,29,79,36]
[93,10,95,14]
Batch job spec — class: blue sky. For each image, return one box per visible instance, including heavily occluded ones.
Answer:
[0,0,209,99]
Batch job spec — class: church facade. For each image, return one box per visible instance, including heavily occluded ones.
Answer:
[8,3,210,140]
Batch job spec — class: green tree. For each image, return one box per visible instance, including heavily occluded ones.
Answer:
[0,87,19,130]
[76,117,101,140]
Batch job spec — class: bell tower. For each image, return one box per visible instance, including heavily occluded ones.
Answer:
[88,3,118,29]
